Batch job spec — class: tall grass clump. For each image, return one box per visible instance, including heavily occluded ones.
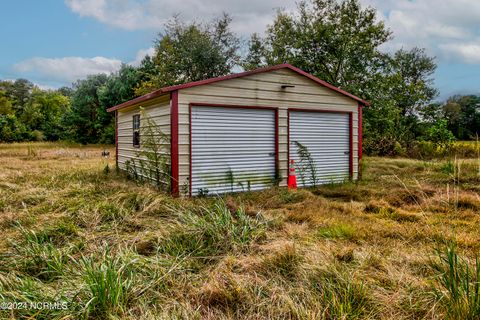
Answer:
[310,270,372,319]
[160,200,268,258]
[78,249,137,318]
[8,227,72,281]
[262,244,303,279]
[432,245,480,319]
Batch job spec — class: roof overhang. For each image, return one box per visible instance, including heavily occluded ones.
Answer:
[107,63,369,112]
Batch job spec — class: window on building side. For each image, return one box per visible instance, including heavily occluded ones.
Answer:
[133,114,140,147]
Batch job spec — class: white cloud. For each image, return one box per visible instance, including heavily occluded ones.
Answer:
[35,83,58,91]
[359,0,480,64]
[12,47,156,86]
[129,47,156,66]
[439,43,480,64]
[65,0,296,35]
[65,0,480,64]
[17,0,480,91]
[14,56,122,83]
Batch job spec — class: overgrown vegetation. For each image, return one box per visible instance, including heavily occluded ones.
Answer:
[124,109,171,191]
[432,245,480,319]
[1,143,479,318]
[2,0,479,152]
[293,140,319,187]
[160,200,267,258]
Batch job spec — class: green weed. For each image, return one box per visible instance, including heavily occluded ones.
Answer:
[78,249,137,318]
[432,245,480,319]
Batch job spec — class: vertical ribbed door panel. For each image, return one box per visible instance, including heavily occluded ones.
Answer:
[191,106,276,195]
[289,111,350,186]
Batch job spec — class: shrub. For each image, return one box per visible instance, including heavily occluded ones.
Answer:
[31,130,45,141]
[424,119,456,149]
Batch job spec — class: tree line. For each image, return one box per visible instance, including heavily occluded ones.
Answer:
[1,0,479,154]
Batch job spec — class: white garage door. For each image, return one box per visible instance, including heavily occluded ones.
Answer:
[191,106,276,195]
[289,111,350,186]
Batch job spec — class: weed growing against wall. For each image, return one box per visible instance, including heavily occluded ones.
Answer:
[124,108,171,191]
[294,141,318,187]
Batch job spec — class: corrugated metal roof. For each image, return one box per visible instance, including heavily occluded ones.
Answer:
[107,64,369,112]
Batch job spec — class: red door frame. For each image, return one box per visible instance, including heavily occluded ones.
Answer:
[188,102,279,197]
[358,103,363,161]
[115,110,118,168]
[170,91,179,196]
[287,108,354,181]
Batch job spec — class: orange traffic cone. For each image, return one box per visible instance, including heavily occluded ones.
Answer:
[288,159,297,189]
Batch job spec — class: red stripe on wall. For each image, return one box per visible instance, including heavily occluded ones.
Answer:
[358,103,363,161]
[115,110,118,168]
[287,110,290,181]
[349,112,354,179]
[275,109,279,185]
[170,91,179,197]
[188,104,192,197]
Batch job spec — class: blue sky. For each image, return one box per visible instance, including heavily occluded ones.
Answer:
[1,0,479,101]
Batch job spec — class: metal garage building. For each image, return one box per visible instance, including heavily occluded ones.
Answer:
[107,64,368,196]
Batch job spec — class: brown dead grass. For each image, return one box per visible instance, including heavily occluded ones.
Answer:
[0,143,479,319]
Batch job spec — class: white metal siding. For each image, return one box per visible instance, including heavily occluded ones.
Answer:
[178,68,359,195]
[191,106,276,195]
[289,111,350,186]
[117,96,170,174]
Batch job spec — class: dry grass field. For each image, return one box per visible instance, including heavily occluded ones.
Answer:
[0,142,479,319]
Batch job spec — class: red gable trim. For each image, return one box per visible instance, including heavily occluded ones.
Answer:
[107,64,369,112]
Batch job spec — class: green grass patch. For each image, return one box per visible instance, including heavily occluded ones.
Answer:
[317,223,357,240]
[432,245,480,319]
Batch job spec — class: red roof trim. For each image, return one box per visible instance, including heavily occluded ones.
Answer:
[107,64,369,112]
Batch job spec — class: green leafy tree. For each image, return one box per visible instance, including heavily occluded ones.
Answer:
[443,95,480,140]
[367,47,438,150]
[136,14,240,95]
[242,33,266,70]
[255,0,440,155]
[0,90,14,115]
[387,48,438,118]
[424,119,455,148]
[63,74,109,144]
[0,114,29,142]
[97,64,143,142]
[263,0,391,92]
[7,79,34,115]
[27,89,70,140]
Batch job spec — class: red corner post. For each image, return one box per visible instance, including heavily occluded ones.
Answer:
[170,91,179,196]
[358,103,363,161]
[115,110,118,168]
